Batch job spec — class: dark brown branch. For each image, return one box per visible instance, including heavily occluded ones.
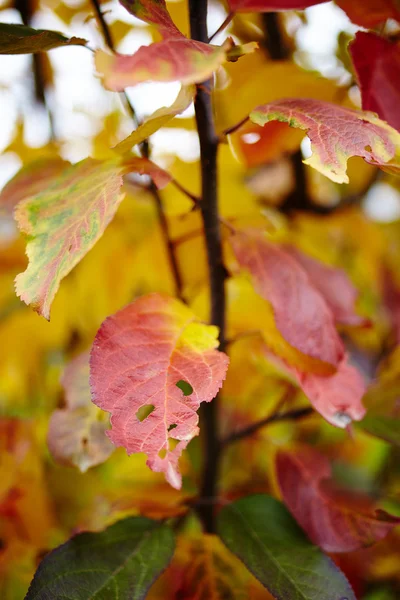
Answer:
[208,11,235,42]
[90,0,183,298]
[190,0,226,533]
[222,406,314,446]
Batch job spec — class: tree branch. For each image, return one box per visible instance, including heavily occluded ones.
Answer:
[90,0,183,298]
[222,406,314,446]
[189,0,226,533]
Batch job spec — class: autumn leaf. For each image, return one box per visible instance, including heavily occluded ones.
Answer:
[14,156,170,319]
[113,85,195,155]
[231,231,344,371]
[228,0,327,11]
[276,446,400,552]
[0,157,68,214]
[0,23,87,54]
[119,0,183,38]
[350,32,400,134]
[285,246,369,327]
[336,0,400,27]
[249,98,400,183]
[90,293,229,489]
[48,351,114,472]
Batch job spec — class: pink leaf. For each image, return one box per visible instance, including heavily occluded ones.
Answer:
[350,32,400,133]
[119,0,182,39]
[276,446,400,552]
[90,293,229,489]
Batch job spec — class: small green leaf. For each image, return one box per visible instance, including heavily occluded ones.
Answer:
[0,23,87,54]
[357,414,400,446]
[217,494,356,600]
[25,516,175,600]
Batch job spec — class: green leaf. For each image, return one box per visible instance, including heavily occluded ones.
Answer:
[357,414,400,446]
[217,494,356,600]
[0,23,87,54]
[25,516,175,600]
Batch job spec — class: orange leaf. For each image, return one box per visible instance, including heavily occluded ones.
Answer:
[90,293,229,489]
[336,0,400,27]
[276,446,400,552]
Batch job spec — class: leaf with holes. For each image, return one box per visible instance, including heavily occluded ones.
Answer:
[249,98,400,183]
[14,156,170,319]
[276,446,400,553]
[0,23,87,54]
[48,351,114,472]
[228,0,327,11]
[231,231,344,373]
[350,32,400,133]
[90,293,229,489]
[25,516,175,600]
[217,494,356,600]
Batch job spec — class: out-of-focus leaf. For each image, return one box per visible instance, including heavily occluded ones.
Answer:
[113,85,195,155]
[250,98,400,183]
[350,32,400,134]
[217,494,356,600]
[335,0,400,27]
[14,156,170,320]
[276,446,400,553]
[0,158,68,214]
[286,246,369,327]
[48,351,114,472]
[231,231,344,372]
[90,293,229,489]
[0,23,87,54]
[25,516,175,600]
[228,0,327,11]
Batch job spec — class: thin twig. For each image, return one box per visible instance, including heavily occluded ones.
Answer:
[222,406,314,446]
[190,0,226,533]
[171,179,200,204]
[222,116,250,137]
[208,11,235,43]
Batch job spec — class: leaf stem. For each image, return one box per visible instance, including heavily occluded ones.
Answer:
[221,406,314,446]
[222,116,250,137]
[189,0,226,533]
[208,11,235,43]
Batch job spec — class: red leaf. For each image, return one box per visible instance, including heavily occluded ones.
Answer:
[119,0,182,39]
[336,0,400,28]
[231,232,344,370]
[90,293,229,489]
[286,246,369,327]
[250,98,400,183]
[276,446,400,552]
[350,32,400,133]
[228,0,327,11]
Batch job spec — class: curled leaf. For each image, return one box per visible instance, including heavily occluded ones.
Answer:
[48,352,114,472]
[90,293,229,489]
[0,23,87,54]
[250,98,400,183]
[276,446,400,552]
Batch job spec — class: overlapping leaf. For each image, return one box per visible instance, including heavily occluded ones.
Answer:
[25,516,175,600]
[350,32,400,133]
[231,231,344,372]
[276,446,400,552]
[336,0,400,27]
[119,0,182,38]
[249,98,400,183]
[0,23,87,54]
[90,293,229,489]
[217,494,356,600]
[48,351,114,472]
[228,0,327,11]
[15,156,170,319]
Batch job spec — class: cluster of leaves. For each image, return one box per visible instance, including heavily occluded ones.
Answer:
[1,0,400,598]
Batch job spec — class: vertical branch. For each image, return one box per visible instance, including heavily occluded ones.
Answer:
[90,0,183,298]
[189,0,226,532]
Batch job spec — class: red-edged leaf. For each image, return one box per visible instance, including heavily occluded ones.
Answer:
[276,446,400,552]
[228,0,327,11]
[0,157,68,214]
[350,32,400,133]
[119,0,182,38]
[250,98,400,183]
[286,246,369,327]
[90,293,229,489]
[48,352,114,472]
[335,0,400,28]
[14,156,169,319]
[95,39,233,90]
[231,231,344,370]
